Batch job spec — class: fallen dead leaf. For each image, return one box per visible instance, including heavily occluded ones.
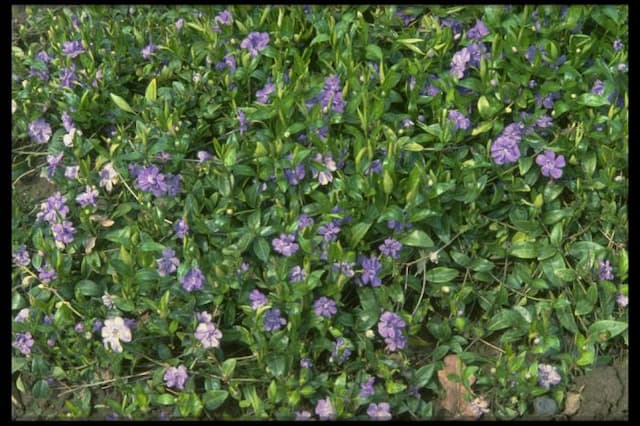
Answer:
[437,354,481,419]
[563,390,582,416]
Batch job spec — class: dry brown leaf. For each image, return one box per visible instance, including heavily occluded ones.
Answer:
[437,354,480,419]
[563,391,582,416]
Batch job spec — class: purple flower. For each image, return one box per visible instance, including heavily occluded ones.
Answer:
[256,80,275,103]
[28,119,52,144]
[142,42,157,59]
[599,260,614,281]
[591,79,605,96]
[311,153,337,185]
[60,65,78,88]
[490,136,521,165]
[197,150,212,164]
[51,220,76,249]
[155,151,171,162]
[536,150,565,180]
[378,311,407,352]
[367,402,391,420]
[616,293,628,308]
[124,318,137,331]
[466,42,488,68]
[29,66,49,81]
[249,289,268,310]
[525,45,537,63]
[379,238,402,259]
[176,18,185,31]
[196,311,212,324]
[238,110,247,134]
[174,217,189,239]
[535,115,553,129]
[38,261,57,283]
[36,50,52,64]
[396,10,415,26]
[289,266,307,283]
[15,308,30,323]
[330,337,352,363]
[364,159,383,176]
[62,40,85,58]
[36,192,69,224]
[441,17,463,40]
[284,164,305,185]
[181,268,205,292]
[298,214,315,230]
[314,397,335,420]
[13,245,30,267]
[360,255,382,287]
[450,47,470,79]
[13,332,35,355]
[618,63,627,73]
[313,296,337,318]
[76,185,99,208]
[92,319,103,332]
[333,261,355,278]
[320,74,345,113]
[164,365,188,390]
[157,248,180,277]
[194,321,222,348]
[136,165,168,197]
[448,109,471,130]
[99,162,118,192]
[263,308,287,332]
[165,174,182,197]
[61,112,75,132]
[359,377,375,398]
[272,233,299,257]
[295,410,313,420]
[300,358,312,368]
[75,322,84,333]
[402,118,414,129]
[467,19,489,40]
[240,32,270,57]
[64,165,79,180]
[46,153,63,178]
[216,53,237,73]
[101,316,132,353]
[213,10,232,31]
[317,222,341,242]
[613,39,623,52]
[537,364,561,389]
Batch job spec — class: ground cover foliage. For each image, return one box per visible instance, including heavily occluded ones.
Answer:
[11,5,627,420]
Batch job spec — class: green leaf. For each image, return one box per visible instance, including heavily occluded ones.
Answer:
[139,241,165,252]
[203,390,228,411]
[587,320,628,341]
[114,298,135,312]
[221,358,237,378]
[145,78,157,102]
[12,357,27,374]
[266,354,286,377]
[554,268,577,282]
[414,364,435,388]
[253,238,270,263]
[568,241,605,260]
[488,309,523,331]
[383,169,394,194]
[401,230,434,248]
[510,242,538,259]
[577,93,609,107]
[156,393,176,406]
[555,302,579,334]
[385,381,407,395]
[310,33,330,46]
[110,93,135,114]
[76,280,102,297]
[425,267,459,283]
[349,222,372,247]
[365,44,383,61]
[477,95,491,119]
[32,379,50,399]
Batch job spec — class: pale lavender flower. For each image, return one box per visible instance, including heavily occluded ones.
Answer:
[174,217,189,239]
[467,19,489,40]
[613,39,623,52]
[181,268,205,292]
[46,153,63,178]
[256,80,275,103]
[618,63,627,73]
[300,358,312,368]
[466,42,488,68]
[295,410,313,420]
[331,337,352,363]
[76,185,99,208]
[216,53,236,73]
[616,293,628,308]
[196,312,212,324]
[284,164,305,185]
[491,136,521,164]
[101,316,132,353]
[535,115,553,129]
[314,296,337,318]
[36,50,52,64]
[99,162,118,192]
[194,321,222,348]
[450,47,470,79]
[249,289,267,310]
[142,42,157,59]
[36,192,69,223]
[60,65,78,88]
[318,222,341,242]
[15,308,30,323]
[164,365,188,390]
[448,109,471,130]
[197,151,212,164]
[359,377,375,398]
[157,248,180,276]
[238,110,247,134]
[537,364,561,389]
[213,10,232,31]
[28,65,49,81]
[240,32,270,57]
[315,397,335,420]
[136,165,168,197]
[61,112,75,132]
[320,74,344,113]
[272,233,299,257]
[176,18,184,31]
[165,174,182,197]
[43,315,53,325]
[64,165,79,180]
[13,245,30,267]
[367,402,391,420]
[51,220,76,249]
[378,311,407,352]
[62,40,85,58]
[469,396,490,418]
[364,159,383,176]
[379,238,402,259]
[311,153,337,185]
[408,76,416,90]
[264,308,287,331]
[155,151,171,162]
[298,214,315,230]
[360,255,382,287]
[441,17,463,40]
[591,79,605,96]
[333,261,355,278]
[525,45,537,63]
[93,319,103,332]
[28,119,52,144]
[38,262,57,283]
[599,260,614,281]
[536,150,565,180]
[75,322,84,333]
[13,332,35,355]
[289,265,307,283]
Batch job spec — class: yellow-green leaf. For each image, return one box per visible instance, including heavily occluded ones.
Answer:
[110,93,135,114]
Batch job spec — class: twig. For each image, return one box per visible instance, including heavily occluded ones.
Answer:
[56,371,153,397]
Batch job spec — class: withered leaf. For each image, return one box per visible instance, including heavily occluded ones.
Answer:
[437,354,481,419]
[563,391,582,416]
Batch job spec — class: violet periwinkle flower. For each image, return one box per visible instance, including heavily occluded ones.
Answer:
[101,316,132,353]
[616,293,628,308]
[249,289,268,310]
[315,397,335,420]
[537,364,561,389]
[300,358,312,368]
[591,79,605,96]
[29,66,49,81]
[613,39,623,52]
[321,74,345,113]
[379,238,403,259]
[466,42,488,68]
[165,174,182,197]
[197,150,213,164]
[333,261,355,278]
[331,337,352,363]
[378,311,407,352]
[256,80,275,103]
[62,40,85,58]
[46,153,63,178]
[295,411,313,420]
[311,153,337,185]
[396,10,415,26]
[181,268,205,292]
[216,53,237,73]
[99,162,119,192]
[364,159,383,176]
[525,45,537,63]
[174,217,189,239]
[64,165,79,180]
[360,255,382,287]
[36,50,52,64]
[61,112,75,132]
[408,76,416,90]
[141,42,157,59]
[136,165,168,197]
[536,150,565,180]
[60,65,78,88]
[93,319,104,332]
[155,151,171,162]
[240,32,270,57]
[194,321,222,348]
[157,248,180,276]
[359,377,375,398]
[75,322,84,333]
[13,245,30,267]
[36,192,69,224]
[441,17,463,40]
[164,365,188,390]
[599,260,614,281]
[289,265,307,283]
[535,92,561,110]
[535,115,553,129]
[263,308,287,331]
[51,220,76,249]
[491,137,520,164]
[450,47,470,79]
[467,19,489,40]
[367,402,392,420]
[238,110,247,134]
[15,308,30,323]
[272,233,299,257]
[284,163,305,185]
[213,10,232,32]
[313,296,337,318]
[76,185,99,208]
[28,118,52,144]
[13,332,35,355]
[196,311,212,324]
[448,109,471,130]
[298,214,315,230]
[318,222,341,242]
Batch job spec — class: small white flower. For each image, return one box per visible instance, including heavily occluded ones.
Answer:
[63,128,77,147]
[101,316,132,353]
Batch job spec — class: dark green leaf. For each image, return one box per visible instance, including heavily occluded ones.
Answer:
[253,238,270,263]
[425,267,459,283]
[203,390,229,411]
[401,230,434,248]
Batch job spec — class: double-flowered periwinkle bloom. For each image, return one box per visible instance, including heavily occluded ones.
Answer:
[272,233,299,257]
[537,364,561,389]
[38,262,57,283]
[213,10,232,32]
[36,192,69,224]
[616,293,628,308]
[28,118,52,144]
[99,162,119,193]
[313,296,337,319]
[359,376,375,398]
[47,151,64,173]
[367,402,392,420]
[378,311,407,352]
[51,220,76,249]
[315,397,336,420]
[536,150,565,180]
[360,255,382,287]
[318,222,341,242]
[141,41,157,59]
[450,47,471,79]
[101,316,132,353]
[448,109,471,131]
[379,238,403,259]
[157,248,180,276]
[195,321,222,349]
[64,165,79,180]
[181,268,205,292]
[240,32,270,57]
[289,265,307,283]
[490,123,524,165]
[249,289,268,310]
[13,332,35,355]
[256,80,275,103]
[174,217,189,239]
[591,79,605,96]
[15,308,30,323]
[467,19,489,40]
[164,365,188,390]
[62,40,85,58]
[599,260,614,281]
[76,185,99,208]
[13,245,30,267]
[263,308,287,332]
